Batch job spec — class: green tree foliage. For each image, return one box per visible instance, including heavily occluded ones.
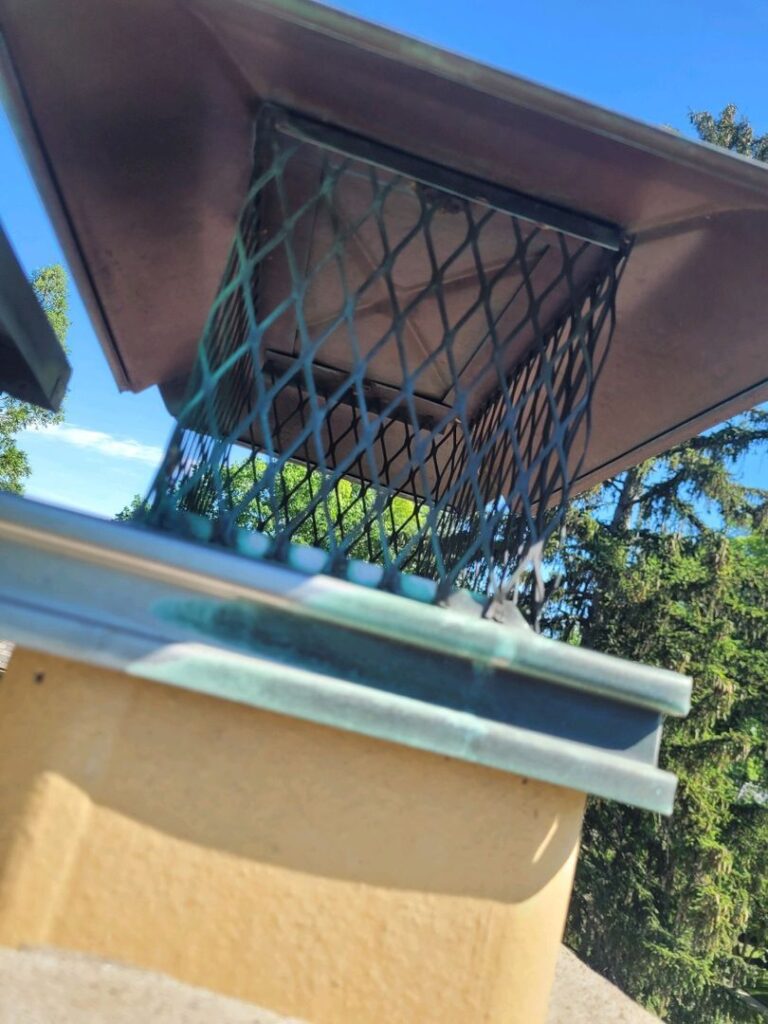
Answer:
[117,458,425,564]
[690,103,768,160]
[114,493,149,522]
[0,264,70,493]
[558,423,768,1022]
[560,104,768,1023]
[222,459,424,561]
[31,264,71,345]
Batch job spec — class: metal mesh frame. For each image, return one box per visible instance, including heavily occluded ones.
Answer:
[146,105,626,614]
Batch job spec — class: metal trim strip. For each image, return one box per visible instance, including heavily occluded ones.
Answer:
[0,495,690,813]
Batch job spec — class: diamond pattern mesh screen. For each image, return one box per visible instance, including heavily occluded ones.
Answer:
[145,105,626,617]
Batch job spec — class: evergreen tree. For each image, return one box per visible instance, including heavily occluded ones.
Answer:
[561,104,768,1023]
[690,103,768,160]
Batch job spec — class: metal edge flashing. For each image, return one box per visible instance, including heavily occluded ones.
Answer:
[0,495,693,716]
[0,494,690,813]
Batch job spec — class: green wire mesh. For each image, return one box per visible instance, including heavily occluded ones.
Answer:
[145,106,625,616]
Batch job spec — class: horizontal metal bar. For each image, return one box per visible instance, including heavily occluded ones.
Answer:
[1,604,678,814]
[0,493,691,717]
[262,348,454,429]
[0,494,685,813]
[275,107,626,251]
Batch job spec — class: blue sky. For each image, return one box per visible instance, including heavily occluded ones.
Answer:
[2,0,767,517]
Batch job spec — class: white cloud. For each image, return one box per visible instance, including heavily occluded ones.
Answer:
[25,423,163,466]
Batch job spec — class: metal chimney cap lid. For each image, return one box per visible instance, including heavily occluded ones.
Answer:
[1,0,767,490]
